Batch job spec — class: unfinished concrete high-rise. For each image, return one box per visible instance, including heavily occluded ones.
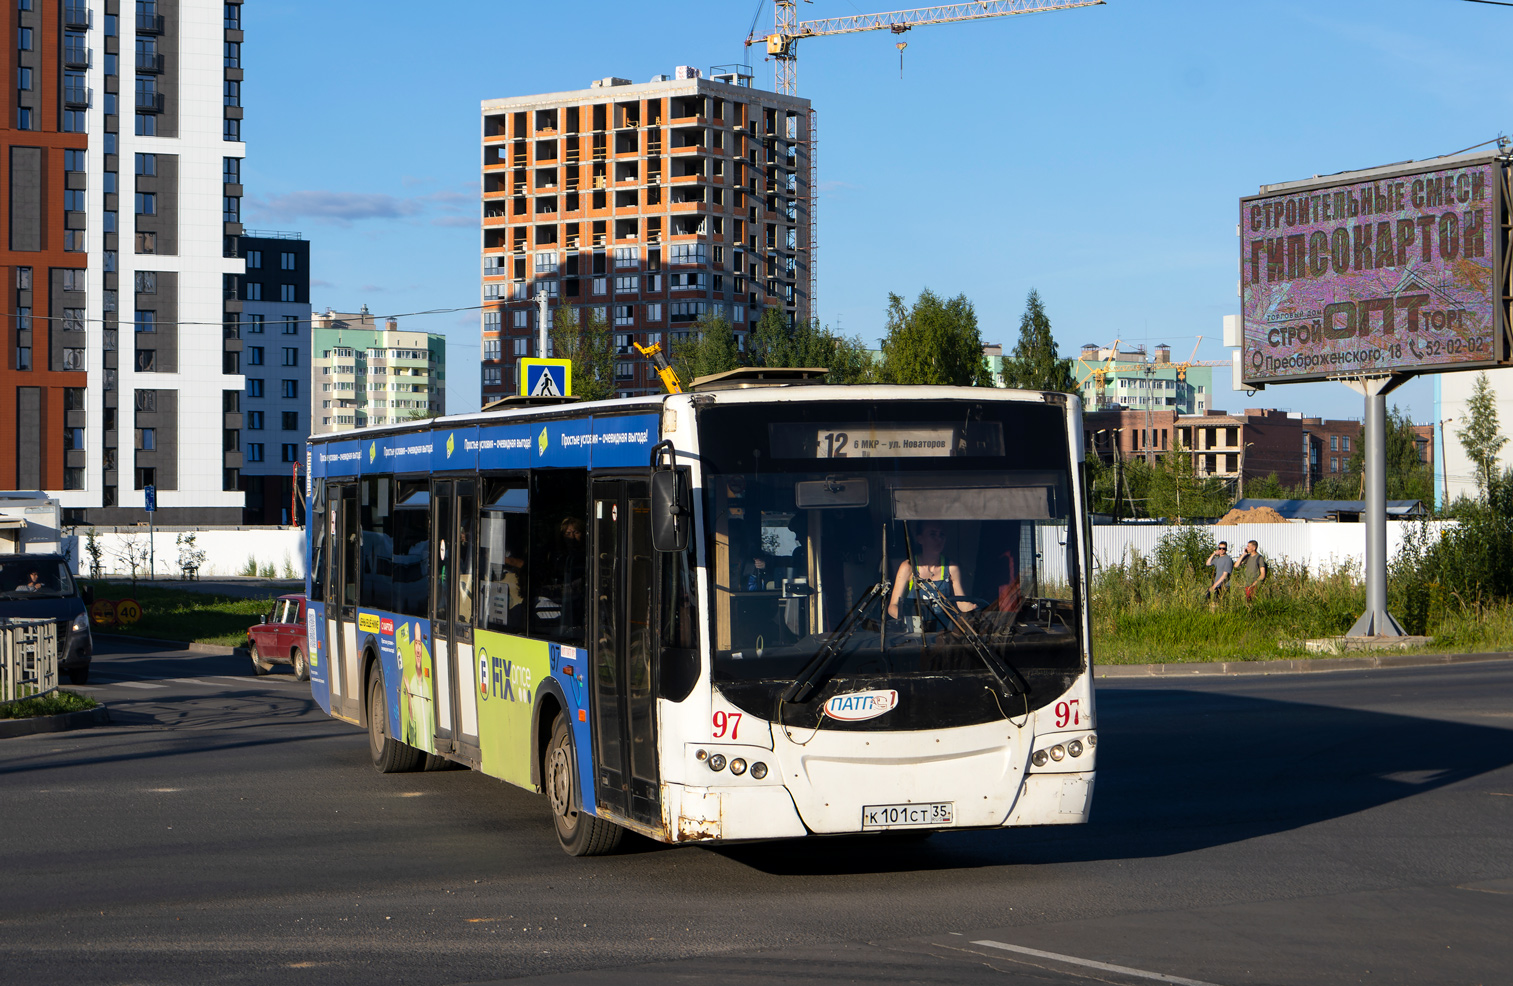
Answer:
[478,67,812,402]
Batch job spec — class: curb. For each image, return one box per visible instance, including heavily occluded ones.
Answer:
[1096,650,1513,678]
[0,705,111,738]
[96,633,240,656]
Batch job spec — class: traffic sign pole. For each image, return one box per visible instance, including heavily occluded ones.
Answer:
[145,484,157,581]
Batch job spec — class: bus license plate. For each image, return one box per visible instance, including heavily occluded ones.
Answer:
[861,802,954,829]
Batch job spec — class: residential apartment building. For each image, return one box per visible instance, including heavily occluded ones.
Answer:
[1076,343,1217,416]
[478,67,812,403]
[1085,406,1434,495]
[2,0,247,524]
[237,230,309,524]
[311,308,445,434]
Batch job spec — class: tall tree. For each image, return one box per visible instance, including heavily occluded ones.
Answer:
[549,306,615,402]
[1457,372,1508,497]
[879,289,990,386]
[671,312,741,384]
[1003,289,1076,392]
[749,309,878,384]
[1342,406,1433,505]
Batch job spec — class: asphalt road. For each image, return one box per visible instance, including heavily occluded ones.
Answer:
[2,642,1510,986]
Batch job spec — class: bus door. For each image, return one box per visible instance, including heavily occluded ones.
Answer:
[590,477,660,827]
[326,481,360,720]
[429,479,479,757]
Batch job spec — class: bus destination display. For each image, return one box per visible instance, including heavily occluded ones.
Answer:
[1240,156,1505,385]
[768,422,1005,459]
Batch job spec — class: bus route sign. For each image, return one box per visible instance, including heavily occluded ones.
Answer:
[1240,153,1509,385]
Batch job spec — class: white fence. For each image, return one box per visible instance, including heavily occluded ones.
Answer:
[1,618,59,702]
[60,527,307,579]
[1090,521,1459,577]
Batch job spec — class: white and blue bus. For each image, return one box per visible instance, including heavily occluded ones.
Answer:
[305,381,1096,854]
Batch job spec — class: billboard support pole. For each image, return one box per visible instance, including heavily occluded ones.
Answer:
[1342,374,1407,637]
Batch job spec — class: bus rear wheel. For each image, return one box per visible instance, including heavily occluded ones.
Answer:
[546,714,622,856]
[367,667,422,774]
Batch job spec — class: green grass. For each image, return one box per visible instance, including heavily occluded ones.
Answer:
[87,581,275,647]
[1,690,98,719]
[1089,537,1513,664]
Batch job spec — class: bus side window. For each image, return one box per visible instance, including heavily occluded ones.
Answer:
[359,476,392,612]
[391,481,432,619]
[456,483,476,637]
[479,479,529,635]
[309,484,327,602]
[530,469,588,646]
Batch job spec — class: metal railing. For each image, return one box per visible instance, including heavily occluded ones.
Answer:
[1,618,59,703]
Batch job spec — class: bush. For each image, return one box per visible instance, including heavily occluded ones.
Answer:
[1393,469,1513,634]
[241,556,258,577]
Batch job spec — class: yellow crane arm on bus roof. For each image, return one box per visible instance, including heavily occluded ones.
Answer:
[633,341,684,395]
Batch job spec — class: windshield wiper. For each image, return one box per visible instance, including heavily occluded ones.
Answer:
[911,576,1029,697]
[782,580,889,705]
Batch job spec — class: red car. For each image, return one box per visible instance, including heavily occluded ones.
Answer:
[247,594,310,680]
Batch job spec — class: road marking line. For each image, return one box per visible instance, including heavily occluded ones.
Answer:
[970,941,1225,986]
[172,678,213,685]
[214,676,253,683]
[110,681,168,690]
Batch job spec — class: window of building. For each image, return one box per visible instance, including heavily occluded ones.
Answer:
[136,231,157,254]
[247,378,264,397]
[614,246,638,268]
[135,113,156,136]
[138,428,156,451]
[482,367,502,386]
[133,348,156,371]
[223,118,240,142]
[245,249,261,269]
[614,275,638,293]
[224,196,241,222]
[281,444,299,463]
[280,284,295,302]
[134,311,155,333]
[283,316,298,334]
[247,346,264,365]
[17,67,32,90]
[134,271,157,294]
[223,157,241,184]
[1342,436,1351,453]
[224,3,240,29]
[512,338,529,357]
[282,348,299,367]
[18,27,32,49]
[224,41,240,68]
[592,277,607,295]
[247,443,264,462]
[511,310,528,329]
[15,347,31,370]
[645,303,663,323]
[245,282,262,301]
[613,305,634,327]
[62,111,86,133]
[279,252,295,270]
[282,411,299,431]
[482,339,501,359]
[281,380,298,399]
[615,361,634,380]
[535,251,558,275]
[62,308,85,332]
[247,410,264,430]
[135,192,156,216]
[1330,436,1338,451]
[224,80,240,107]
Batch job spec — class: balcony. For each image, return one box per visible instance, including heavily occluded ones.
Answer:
[136,52,164,73]
[136,90,163,113]
[64,3,90,28]
[137,12,164,34]
[63,45,92,69]
[64,86,92,108]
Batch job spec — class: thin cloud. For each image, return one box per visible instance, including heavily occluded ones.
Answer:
[431,216,477,228]
[247,185,477,228]
[311,278,334,288]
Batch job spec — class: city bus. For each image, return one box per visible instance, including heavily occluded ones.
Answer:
[304,381,1096,855]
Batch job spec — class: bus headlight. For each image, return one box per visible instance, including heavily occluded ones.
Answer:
[708,754,727,772]
[1031,750,1049,767]
[750,762,768,779]
[1049,744,1066,762]
[1067,740,1084,758]
[729,758,747,776]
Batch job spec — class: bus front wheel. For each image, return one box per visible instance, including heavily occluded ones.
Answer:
[367,667,422,774]
[546,714,622,856]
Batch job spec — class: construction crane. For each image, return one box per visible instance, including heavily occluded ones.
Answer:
[747,0,1106,96]
[633,341,684,395]
[1173,336,1202,382]
[744,1,1103,338]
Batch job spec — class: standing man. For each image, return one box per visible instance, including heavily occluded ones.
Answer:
[1205,542,1233,601]
[1239,540,1268,603]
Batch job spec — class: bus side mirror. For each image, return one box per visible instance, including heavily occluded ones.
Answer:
[651,469,690,553]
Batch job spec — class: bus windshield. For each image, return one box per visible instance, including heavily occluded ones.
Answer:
[697,399,1083,705]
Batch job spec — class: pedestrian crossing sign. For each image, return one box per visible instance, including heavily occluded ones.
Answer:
[519,358,572,398]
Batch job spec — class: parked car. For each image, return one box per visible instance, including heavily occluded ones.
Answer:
[0,554,93,685]
[246,594,309,680]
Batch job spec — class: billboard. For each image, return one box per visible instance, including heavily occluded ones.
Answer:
[1241,154,1508,385]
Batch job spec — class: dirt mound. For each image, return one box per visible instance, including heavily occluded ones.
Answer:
[1215,505,1290,525]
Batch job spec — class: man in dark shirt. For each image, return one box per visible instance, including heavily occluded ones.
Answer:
[1239,540,1268,603]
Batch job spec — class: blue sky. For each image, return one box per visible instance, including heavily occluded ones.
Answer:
[240,0,1510,421]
